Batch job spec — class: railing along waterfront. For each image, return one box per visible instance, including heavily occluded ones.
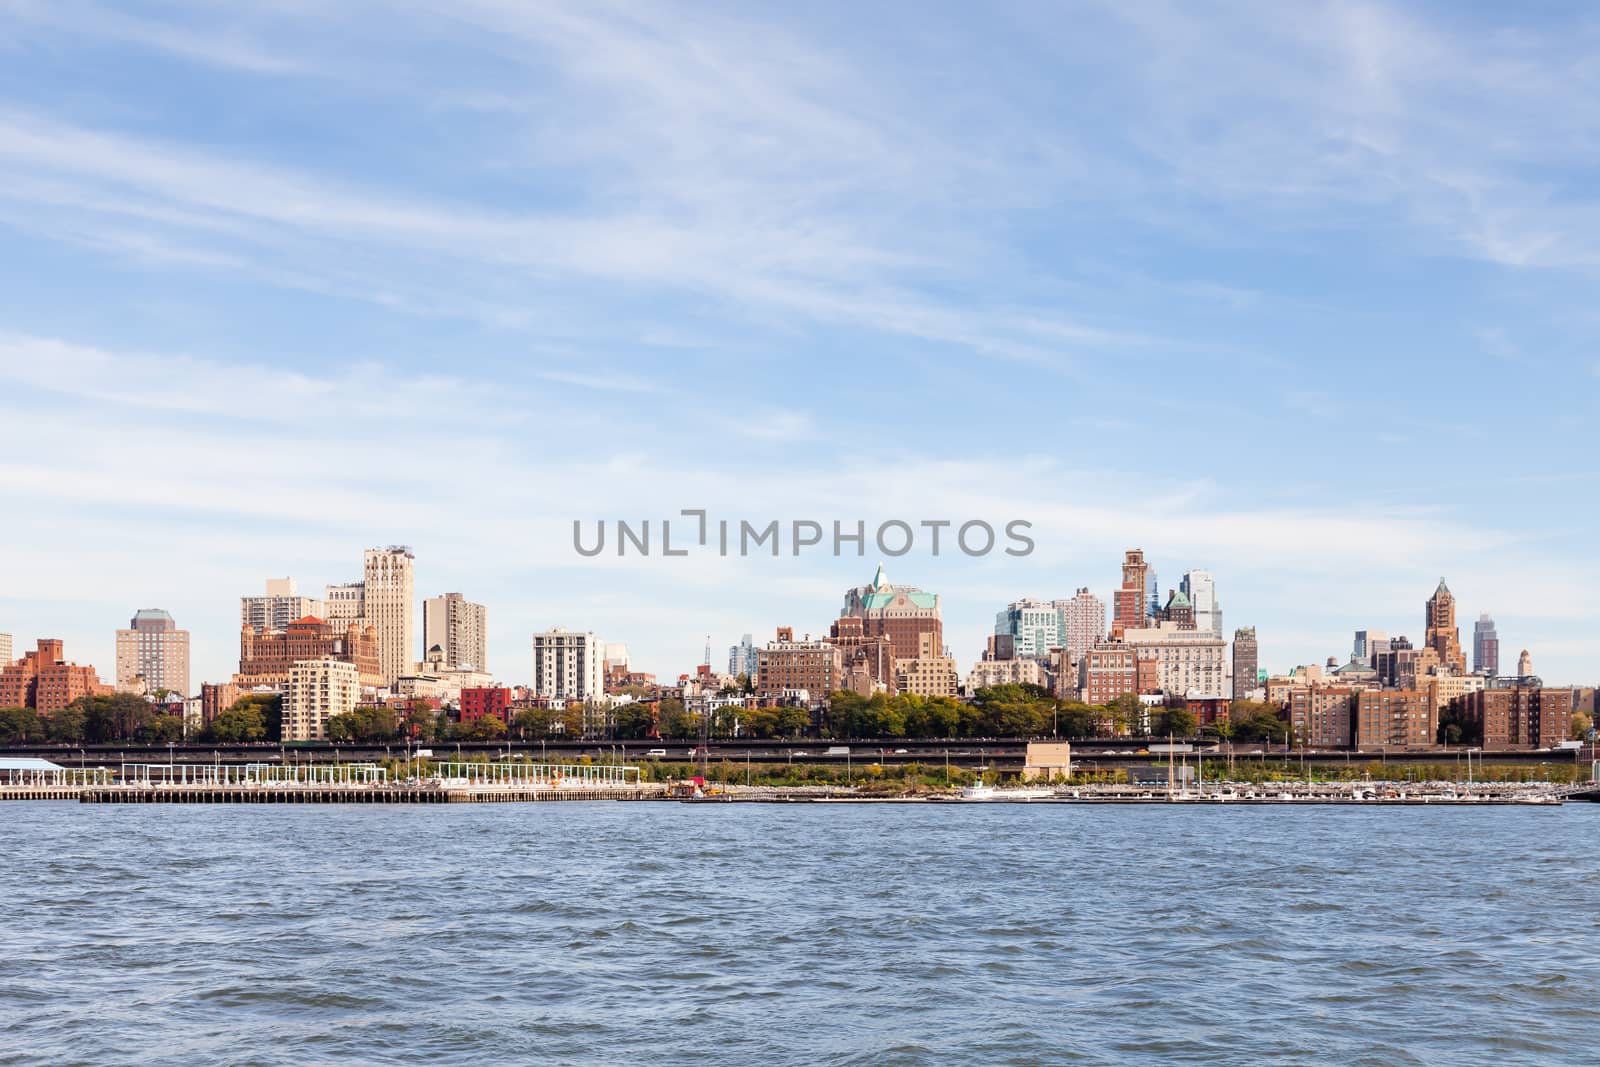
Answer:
[119,763,389,787]
[432,761,641,788]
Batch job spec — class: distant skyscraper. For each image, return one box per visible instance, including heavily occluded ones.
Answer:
[1353,629,1388,666]
[242,577,324,633]
[1518,649,1533,678]
[1473,614,1500,676]
[841,564,942,662]
[422,592,488,673]
[728,634,760,678]
[1113,549,1151,637]
[1180,570,1222,636]
[1060,589,1106,658]
[995,598,1064,658]
[0,633,11,668]
[1425,578,1467,674]
[114,609,190,697]
[363,547,415,685]
[1231,627,1258,700]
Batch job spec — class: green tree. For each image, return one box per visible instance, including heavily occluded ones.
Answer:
[47,704,87,742]
[462,714,507,741]
[0,707,43,742]
[1108,692,1144,736]
[1152,706,1198,738]
[1572,711,1593,740]
[657,697,694,739]
[203,701,267,743]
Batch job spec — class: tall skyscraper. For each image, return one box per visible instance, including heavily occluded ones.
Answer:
[840,564,942,662]
[728,633,760,678]
[1180,570,1222,635]
[362,547,415,685]
[995,598,1064,658]
[242,578,324,633]
[422,592,488,673]
[1113,549,1151,637]
[1060,589,1106,658]
[1353,629,1388,666]
[1473,614,1500,676]
[114,609,191,697]
[1517,649,1534,679]
[0,632,11,667]
[1232,627,1258,700]
[1425,578,1467,675]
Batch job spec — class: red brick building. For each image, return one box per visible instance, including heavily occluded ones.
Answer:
[0,639,111,713]
[1354,689,1435,749]
[459,686,513,726]
[1457,687,1572,748]
[1081,643,1138,705]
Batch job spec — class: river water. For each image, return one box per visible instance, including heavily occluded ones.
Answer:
[3,802,1597,1065]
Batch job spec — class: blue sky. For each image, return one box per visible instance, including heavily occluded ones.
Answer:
[1,0,1597,687]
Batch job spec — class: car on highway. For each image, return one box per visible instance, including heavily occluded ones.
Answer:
[645,748,668,758]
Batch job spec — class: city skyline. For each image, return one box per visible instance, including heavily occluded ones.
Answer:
[1,3,1598,685]
[0,553,1587,693]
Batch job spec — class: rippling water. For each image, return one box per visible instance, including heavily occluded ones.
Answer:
[3,802,1598,1065]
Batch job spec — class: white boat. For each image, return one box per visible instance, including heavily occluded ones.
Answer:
[955,784,1054,802]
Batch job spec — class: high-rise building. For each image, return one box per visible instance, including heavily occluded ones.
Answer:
[1080,643,1139,705]
[756,627,843,700]
[1517,649,1534,679]
[1353,629,1389,666]
[1157,589,1195,630]
[1180,570,1222,635]
[1112,549,1151,638]
[0,639,110,713]
[898,632,961,697]
[727,634,760,679]
[0,633,11,668]
[1288,687,1357,748]
[1472,614,1499,676]
[236,616,384,689]
[531,629,606,702]
[840,564,942,663]
[1354,689,1435,748]
[363,547,415,686]
[281,658,360,742]
[996,591,1107,660]
[324,582,366,624]
[1122,622,1228,698]
[242,578,324,634]
[1232,627,1258,700]
[826,616,897,692]
[114,609,191,697]
[1424,578,1467,675]
[995,598,1064,659]
[1457,687,1570,748]
[422,593,488,673]
[1060,589,1106,658]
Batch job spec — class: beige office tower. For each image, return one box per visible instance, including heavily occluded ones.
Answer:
[114,609,191,697]
[0,633,12,668]
[422,593,488,673]
[363,547,415,685]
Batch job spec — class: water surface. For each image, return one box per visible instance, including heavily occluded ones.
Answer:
[3,803,1597,1065]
